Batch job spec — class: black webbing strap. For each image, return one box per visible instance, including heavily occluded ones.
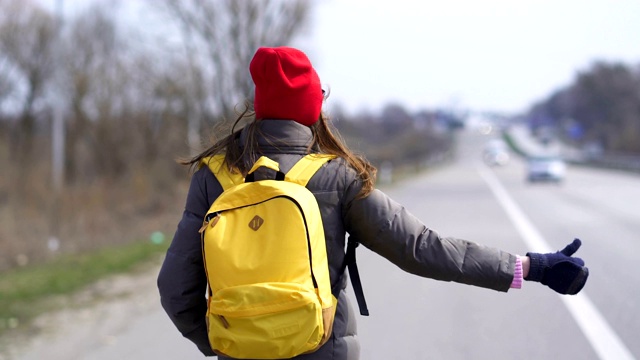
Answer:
[343,238,369,316]
[245,170,285,183]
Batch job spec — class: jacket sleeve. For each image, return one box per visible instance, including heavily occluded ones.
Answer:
[343,183,516,292]
[157,168,219,357]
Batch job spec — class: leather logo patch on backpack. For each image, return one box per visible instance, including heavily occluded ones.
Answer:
[249,215,264,231]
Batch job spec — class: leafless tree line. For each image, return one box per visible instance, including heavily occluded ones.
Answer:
[11,0,637,272]
[527,61,640,155]
[0,0,316,270]
[0,0,457,272]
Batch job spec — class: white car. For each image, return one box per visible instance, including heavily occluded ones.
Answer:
[483,149,510,166]
[483,140,510,166]
[526,156,566,183]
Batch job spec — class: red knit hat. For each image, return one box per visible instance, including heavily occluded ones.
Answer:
[250,47,323,126]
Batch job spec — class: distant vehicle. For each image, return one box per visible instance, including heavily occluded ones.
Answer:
[526,156,566,183]
[483,148,510,166]
[483,139,510,166]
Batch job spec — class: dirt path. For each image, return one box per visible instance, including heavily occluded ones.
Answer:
[0,257,187,360]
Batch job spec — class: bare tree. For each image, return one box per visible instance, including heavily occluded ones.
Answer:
[154,0,313,152]
[0,55,17,112]
[0,0,319,270]
[0,0,56,164]
[63,2,155,182]
[0,0,18,112]
[63,4,121,183]
[530,61,640,154]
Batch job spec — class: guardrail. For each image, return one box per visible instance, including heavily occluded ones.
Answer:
[573,154,640,174]
[503,127,640,174]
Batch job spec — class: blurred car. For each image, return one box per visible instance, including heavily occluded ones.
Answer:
[483,139,510,166]
[526,156,566,183]
[483,148,510,166]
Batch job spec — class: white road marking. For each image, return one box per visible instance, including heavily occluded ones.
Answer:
[477,164,636,360]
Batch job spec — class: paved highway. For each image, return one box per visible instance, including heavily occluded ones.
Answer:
[10,127,639,360]
[351,128,639,359]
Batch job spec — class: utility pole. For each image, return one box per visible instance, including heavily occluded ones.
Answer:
[52,0,64,193]
[49,0,65,253]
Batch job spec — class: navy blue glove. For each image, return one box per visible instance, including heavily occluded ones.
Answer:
[525,239,589,295]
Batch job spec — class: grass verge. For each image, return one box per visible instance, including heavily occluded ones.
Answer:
[0,239,169,337]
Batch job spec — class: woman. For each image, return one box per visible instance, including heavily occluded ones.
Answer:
[157,46,588,359]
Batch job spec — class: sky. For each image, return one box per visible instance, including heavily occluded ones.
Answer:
[37,0,640,116]
[308,0,640,114]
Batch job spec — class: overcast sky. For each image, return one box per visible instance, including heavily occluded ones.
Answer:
[40,0,640,115]
[309,0,640,114]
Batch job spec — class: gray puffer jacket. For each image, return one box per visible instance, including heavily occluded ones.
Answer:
[157,120,517,360]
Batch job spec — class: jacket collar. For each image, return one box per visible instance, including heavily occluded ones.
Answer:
[240,119,314,154]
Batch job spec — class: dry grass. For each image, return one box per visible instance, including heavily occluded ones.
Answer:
[0,151,189,272]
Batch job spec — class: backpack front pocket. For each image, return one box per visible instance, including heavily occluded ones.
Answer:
[207,282,324,359]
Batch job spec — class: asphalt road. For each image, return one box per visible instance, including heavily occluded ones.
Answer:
[351,128,639,360]
[8,127,640,360]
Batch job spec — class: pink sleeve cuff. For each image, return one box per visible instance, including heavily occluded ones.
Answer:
[510,255,523,289]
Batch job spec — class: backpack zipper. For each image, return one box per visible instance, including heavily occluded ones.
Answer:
[204,196,318,289]
[200,213,221,300]
[201,195,319,329]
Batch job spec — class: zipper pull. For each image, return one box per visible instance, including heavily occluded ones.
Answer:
[218,315,230,329]
[198,220,208,234]
[199,213,221,233]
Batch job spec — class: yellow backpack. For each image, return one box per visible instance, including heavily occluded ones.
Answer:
[199,154,338,359]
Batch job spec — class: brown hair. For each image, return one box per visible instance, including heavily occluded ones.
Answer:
[181,106,377,198]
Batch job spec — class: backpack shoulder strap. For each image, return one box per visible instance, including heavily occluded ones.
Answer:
[287,154,371,317]
[344,238,370,316]
[201,155,244,191]
[285,154,337,186]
